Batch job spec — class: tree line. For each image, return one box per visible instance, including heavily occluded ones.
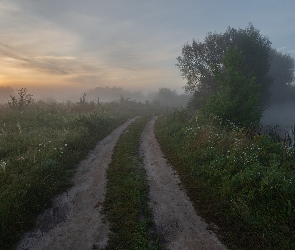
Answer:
[177,24,295,127]
[0,86,190,108]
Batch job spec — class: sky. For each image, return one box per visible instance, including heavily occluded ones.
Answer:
[0,0,294,99]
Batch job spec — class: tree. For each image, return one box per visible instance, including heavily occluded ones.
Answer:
[177,24,273,109]
[202,48,262,127]
[8,88,33,111]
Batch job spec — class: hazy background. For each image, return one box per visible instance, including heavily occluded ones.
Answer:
[0,0,295,126]
[0,1,294,97]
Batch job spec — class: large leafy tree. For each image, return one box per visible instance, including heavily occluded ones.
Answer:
[203,48,262,126]
[177,24,273,109]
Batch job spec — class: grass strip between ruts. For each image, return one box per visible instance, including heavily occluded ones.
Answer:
[103,116,165,250]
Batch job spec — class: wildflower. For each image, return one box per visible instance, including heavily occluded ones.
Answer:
[65,144,67,147]
[0,161,6,172]
[17,123,22,133]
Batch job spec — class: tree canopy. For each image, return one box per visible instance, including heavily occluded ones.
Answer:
[202,48,262,126]
[177,24,273,110]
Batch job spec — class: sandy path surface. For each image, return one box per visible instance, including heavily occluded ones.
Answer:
[140,116,227,250]
[17,117,138,250]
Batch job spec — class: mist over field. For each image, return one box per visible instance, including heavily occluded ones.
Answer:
[0,85,190,108]
[1,1,295,249]
[261,103,295,134]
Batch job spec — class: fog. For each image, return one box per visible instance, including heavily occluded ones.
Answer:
[261,102,295,136]
[0,85,190,108]
[260,84,295,141]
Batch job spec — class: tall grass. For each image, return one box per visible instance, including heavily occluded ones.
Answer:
[0,97,163,249]
[155,110,295,249]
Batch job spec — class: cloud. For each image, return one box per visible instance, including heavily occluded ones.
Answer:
[0,43,69,75]
[67,74,105,85]
[34,56,76,60]
[1,0,294,94]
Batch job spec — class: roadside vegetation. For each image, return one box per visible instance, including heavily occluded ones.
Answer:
[155,110,295,249]
[2,22,295,249]
[0,89,165,249]
[103,116,165,250]
[155,24,295,249]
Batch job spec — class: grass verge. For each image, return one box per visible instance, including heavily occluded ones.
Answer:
[103,116,165,250]
[0,107,128,249]
[154,111,295,250]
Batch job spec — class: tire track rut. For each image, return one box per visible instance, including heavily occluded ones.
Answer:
[18,117,138,250]
[140,116,227,250]
[18,116,226,250]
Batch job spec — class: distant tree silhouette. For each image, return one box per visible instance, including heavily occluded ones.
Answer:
[85,86,145,102]
[152,88,190,107]
[268,49,295,104]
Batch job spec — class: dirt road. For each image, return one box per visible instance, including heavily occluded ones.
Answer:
[18,116,226,250]
[140,116,227,250]
[18,117,138,250]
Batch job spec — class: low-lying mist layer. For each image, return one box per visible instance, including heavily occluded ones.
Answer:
[0,86,191,108]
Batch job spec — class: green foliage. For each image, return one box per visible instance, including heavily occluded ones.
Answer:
[8,88,34,111]
[103,116,165,250]
[0,107,127,248]
[0,96,167,249]
[155,110,295,249]
[177,24,272,110]
[202,48,262,127]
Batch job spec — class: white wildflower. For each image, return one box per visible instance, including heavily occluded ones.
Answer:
[0,161,6,172]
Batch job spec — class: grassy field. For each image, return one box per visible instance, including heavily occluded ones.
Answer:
[0,97,164,249]
[155,110,295,250]
[103,115,165,250]
[4,91,294,249]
